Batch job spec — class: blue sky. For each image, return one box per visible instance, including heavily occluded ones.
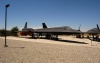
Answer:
[0,0,100,31]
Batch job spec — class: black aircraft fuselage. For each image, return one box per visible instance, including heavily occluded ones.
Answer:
[83,24,100,40]
[21,22,34,36]
[21,22,82,39]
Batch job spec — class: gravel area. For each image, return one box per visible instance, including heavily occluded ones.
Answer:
[0,36,100,63]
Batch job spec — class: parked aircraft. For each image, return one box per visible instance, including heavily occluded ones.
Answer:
[84,24,100,40]
[86,24,100,34]
[21,22,34,35]
[21,22,82,39]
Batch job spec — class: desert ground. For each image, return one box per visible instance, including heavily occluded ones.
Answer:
[0,36,100,63]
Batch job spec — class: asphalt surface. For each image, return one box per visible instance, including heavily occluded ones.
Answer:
[0,37,100,63]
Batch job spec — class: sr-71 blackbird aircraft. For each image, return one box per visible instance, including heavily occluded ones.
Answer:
[85,24,100,40]
[21,22,82,39]
[86,24,100,34]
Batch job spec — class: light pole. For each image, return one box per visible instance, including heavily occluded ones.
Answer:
[4,4,10,47]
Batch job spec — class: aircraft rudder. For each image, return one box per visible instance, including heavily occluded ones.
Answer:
[42,23,47,28]
[24,22,27,28]
[97,24,100,30]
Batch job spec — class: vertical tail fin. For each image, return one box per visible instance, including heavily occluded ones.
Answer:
[78,24,81,31]
[24,22,27,28]
[42,23,47,28]
[97,24,100,30]
[79,24,81,31]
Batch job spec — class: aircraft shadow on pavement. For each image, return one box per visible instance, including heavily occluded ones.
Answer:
[18,36,88,44]
[47,38,88,44]
[33,37,88,44]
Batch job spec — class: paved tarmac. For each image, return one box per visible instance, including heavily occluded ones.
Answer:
[0,36,100,63]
